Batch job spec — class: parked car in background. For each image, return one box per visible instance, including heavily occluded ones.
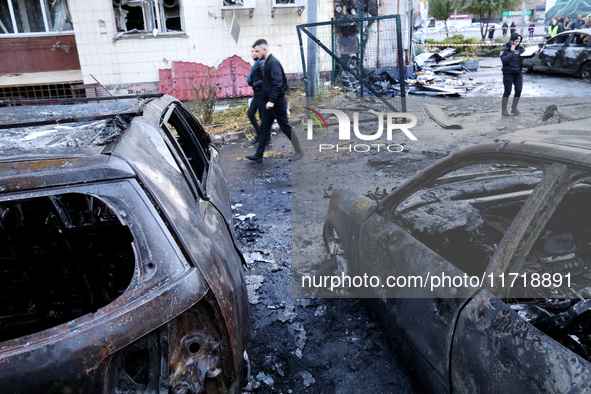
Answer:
[323,136,591,392]
[522,28,591,82]
[0,95,250,392]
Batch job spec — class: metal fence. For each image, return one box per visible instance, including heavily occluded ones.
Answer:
[297,14,406,112]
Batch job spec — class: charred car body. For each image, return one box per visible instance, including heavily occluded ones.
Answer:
[522,28,591,83]
[324,138,591,391]
[0,96,249,392]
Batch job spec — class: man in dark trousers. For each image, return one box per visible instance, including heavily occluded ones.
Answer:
[246,39,303,163]
[246,46,266,145]
[502,21,509,36]
[500,32,525,116]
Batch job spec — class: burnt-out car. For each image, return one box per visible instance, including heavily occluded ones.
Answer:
[0,95,249,392]
[522,28,591,82]
[323,138,591,391]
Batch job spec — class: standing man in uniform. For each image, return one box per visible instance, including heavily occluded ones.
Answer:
[246,39,303,163]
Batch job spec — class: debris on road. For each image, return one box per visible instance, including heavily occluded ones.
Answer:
[424,104,463,129]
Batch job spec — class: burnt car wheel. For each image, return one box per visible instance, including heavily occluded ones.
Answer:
[581,62,591,83]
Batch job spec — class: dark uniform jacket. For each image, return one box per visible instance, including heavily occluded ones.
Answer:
[261,54,288,104]
[500,42,525,74]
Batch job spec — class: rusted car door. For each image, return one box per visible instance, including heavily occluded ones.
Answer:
[537,38,568,70]
[358,211,475,392]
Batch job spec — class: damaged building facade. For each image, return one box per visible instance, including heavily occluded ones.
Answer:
[1,0,415,100]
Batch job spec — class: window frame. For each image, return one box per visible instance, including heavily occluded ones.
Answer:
[0,0,73,36]
[159,103,211,201]
[113,0,184,38]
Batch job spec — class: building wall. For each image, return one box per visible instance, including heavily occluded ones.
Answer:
[68,0,335,91]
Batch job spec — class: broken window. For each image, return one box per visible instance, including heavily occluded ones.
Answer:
[161,104,209,184]
[391,163,543,276]
[0,193,135,342]
[113,0,183,35]
[508,179,591,362]
[0,0,72,35]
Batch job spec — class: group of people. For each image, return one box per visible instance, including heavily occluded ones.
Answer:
[547,14,590,42]
[245,39,303,163]
[490,20,535,42]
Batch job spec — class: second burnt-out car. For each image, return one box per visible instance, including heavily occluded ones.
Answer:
[522,28,591,83]
[323,137,591,391]
[0,95,249,392]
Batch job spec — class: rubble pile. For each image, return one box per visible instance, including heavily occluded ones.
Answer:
[410,47,482,96]
[334,46,482,98]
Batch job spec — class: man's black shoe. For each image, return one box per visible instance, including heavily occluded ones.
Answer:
[245,155,263,163]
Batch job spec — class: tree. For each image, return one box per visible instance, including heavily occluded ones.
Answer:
[430,0,457,38]
[458,0,520,40]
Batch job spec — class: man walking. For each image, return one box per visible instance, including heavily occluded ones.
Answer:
[246,39,303,163]
[247,47,265,145]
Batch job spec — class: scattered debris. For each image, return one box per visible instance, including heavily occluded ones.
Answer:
[314,305,327,317]
[297,370,316,387]
[292,323,307,358]
[256,372,275,387]
[540,104,568,124]
[278,305,297,323]
[245,275,264,305]
[235,213,256,221]
[424,104,463,129]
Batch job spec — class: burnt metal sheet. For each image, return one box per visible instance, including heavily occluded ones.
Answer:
[116,97,250,376]
[0,180,211,391]
[452,291,591,393]
[424,104,463,129]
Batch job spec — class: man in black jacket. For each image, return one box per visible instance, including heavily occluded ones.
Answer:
[246,38,303,163]
[247,46,266,145]
[500,32,525,116]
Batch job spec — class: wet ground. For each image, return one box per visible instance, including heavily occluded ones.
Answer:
[219,65,591,392]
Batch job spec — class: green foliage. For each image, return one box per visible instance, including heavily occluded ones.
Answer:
[422,34,501,56]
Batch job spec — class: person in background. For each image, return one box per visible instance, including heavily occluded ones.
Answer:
[510,21,516,35]
[246,47,265,145]
[488,24,496,42]
[245,39,303,163]
[528,20,535,40]
[556,16,565,33]
[573,14,585,29]
[502,21,509,37]
[547,18,560,42]
[500,32,525,117]
[564,17,573,30]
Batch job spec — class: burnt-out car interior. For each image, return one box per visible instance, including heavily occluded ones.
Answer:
[387,157,591,363]
[523,28,591,82]
[0,194,134,342]
[322,141,591,391]
[0,96,249,392]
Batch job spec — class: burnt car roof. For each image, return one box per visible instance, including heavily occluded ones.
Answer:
[0,100,147,162]
[555,28,591,36]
